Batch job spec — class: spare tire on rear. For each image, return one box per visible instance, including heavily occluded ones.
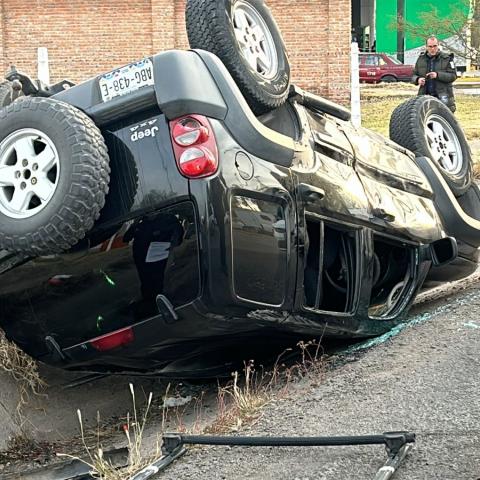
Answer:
[0,97,110,256]
[389,96,472,196]
[186,0,290,115]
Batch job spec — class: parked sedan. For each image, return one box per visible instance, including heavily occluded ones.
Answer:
[359,52,414,83]
[0,0,479,377]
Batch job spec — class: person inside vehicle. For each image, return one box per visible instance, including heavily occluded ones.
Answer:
[412,35,457,112]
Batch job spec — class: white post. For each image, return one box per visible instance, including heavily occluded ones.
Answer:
[350,42,361,128]
[466,0,474,72]
[37,47,50,85]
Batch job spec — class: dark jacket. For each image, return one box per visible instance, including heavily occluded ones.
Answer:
[412,51,457,112]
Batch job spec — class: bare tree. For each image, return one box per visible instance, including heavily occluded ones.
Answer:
[473,0,480,53]
[396,0,479,67]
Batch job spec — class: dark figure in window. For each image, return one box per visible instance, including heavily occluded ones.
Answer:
[124,213,184,315]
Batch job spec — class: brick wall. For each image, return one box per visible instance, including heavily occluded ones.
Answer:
[269,0,351,102]
[0,0,351,103]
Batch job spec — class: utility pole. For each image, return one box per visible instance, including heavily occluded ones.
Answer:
[397,0,406,62]
[473,0,480,69]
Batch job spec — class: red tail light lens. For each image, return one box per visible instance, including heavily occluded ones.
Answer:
[179,146,217,177]
[90,326,134,352]
[172,118,209,146]
[170,115,219,178]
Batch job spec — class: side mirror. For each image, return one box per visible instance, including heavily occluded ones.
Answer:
[430,237,458,267]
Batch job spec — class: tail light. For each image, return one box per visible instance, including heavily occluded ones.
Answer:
[169,114,219,178]
[90,326,134,351]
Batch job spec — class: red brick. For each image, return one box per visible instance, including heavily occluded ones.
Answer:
[0,0,350,103]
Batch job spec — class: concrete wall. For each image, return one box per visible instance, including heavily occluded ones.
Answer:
[0,0,351,103]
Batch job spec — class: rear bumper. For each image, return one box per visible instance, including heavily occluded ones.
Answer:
[54,49,295,167]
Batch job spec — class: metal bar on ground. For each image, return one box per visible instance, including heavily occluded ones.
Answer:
[156,430,415,480]
[374,444,413,480]
[163,431,415,451]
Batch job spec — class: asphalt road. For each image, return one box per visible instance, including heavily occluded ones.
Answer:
[156,284,480,480]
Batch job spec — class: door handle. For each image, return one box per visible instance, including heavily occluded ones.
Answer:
[298,183,325,203]
[372,207,395,222]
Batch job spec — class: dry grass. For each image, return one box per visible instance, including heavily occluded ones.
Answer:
[206,361,278,434]
[0,340,326,478]
[361,86,480,139]
[456,76,480,83]
[60,384,160,480]
[0,435,57,465]
[207,341,326,435]
[0,329,45,415]
[455,97,480,141]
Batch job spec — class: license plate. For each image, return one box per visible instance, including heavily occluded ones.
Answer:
[99,59,154,102]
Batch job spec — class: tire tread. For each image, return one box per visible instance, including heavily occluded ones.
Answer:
[0,96,110,255]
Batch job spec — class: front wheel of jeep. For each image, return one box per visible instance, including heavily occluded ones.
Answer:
[389,95,472,196]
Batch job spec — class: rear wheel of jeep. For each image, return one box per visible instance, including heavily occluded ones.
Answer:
[186,0,290,115]
[0,97,110,255]
[389,96,472,196]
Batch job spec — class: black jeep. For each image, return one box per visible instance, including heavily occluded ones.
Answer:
[0,0,479,376]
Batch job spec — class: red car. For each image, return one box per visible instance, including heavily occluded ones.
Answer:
[359,53,414,83]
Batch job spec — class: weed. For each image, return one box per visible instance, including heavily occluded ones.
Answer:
[207,342,326,434]
[207,361,272,433]
[286,339,326,381]
[0,329,45,417]
[0,434,57,464]
[60,384,158,479]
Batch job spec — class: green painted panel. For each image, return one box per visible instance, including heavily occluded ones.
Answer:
[375,2,398,54]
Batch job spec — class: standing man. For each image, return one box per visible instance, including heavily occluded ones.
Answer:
[412,35,457,112]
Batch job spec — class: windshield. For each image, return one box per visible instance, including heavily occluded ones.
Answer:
[387,55,402,65]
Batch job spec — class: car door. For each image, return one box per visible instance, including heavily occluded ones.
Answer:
[361,54,381,82]
[291,106,370,315]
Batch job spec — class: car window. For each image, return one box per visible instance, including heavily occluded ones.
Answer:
[364,55,378,66]
[378,57,386,66]
[387,55,402,65]
[306,110,354,166]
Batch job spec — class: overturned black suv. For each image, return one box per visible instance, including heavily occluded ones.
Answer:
[1,0,480,376]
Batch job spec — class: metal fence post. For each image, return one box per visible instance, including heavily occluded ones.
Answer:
[350,41,361,128]
[37,47,50,85]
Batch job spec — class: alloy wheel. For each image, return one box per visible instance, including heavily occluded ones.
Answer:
[232,1,279,79]
[425,114,463,175]
[0,128,60,219]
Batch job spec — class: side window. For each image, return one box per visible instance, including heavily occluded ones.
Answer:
[378,57,386,66]
[365,55,378,66]
[306,111,354,166]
